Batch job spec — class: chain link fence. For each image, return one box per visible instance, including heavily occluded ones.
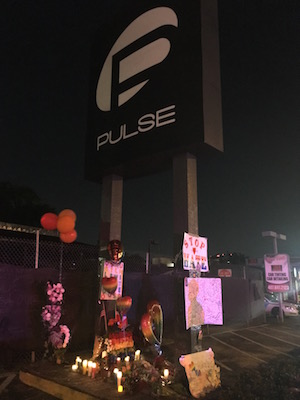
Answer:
[0,224,99,273]
[0,222,149,273]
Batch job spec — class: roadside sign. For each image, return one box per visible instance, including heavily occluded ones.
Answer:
[218,269,232,278]
[264,254,290,293]
[267,284,289,292]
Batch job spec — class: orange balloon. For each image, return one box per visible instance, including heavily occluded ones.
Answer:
[58,209,76,221]
[60,229,77,243]
[57,215,75,233]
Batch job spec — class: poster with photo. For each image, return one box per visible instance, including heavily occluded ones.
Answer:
[100,261,124,300]
[184,278,223,329]
[182,232,209,272]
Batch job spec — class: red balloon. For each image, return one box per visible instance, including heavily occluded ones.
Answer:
[40,213,58,230]
[60,229,77,243]
[107,240,123,262]
[58,209,76,222]
[57,215,75,233]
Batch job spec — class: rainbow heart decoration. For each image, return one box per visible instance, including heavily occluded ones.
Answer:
[116,296,132,315]
[141,301,163,346]
[102,276,118,294]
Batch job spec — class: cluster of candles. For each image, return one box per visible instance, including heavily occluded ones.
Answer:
[71,357,98,379]
[71,349,144,392]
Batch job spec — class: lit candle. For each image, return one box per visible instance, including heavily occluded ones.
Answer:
[134,350,140,361]
[124,356,130,366]
[91,362,97,379]
[102,351,107,358]
[88,361,93,377]
[72,364,78,372]
[82,360,88,375]
[118,385,123,393]
[113,368,119,375]
[116,357,121,364]
[76,356,82,369]
[163,369,169,379]
[117,371,122,388]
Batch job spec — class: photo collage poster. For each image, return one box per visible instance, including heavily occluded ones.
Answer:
[100,261,124,300]
[184,277,223,329]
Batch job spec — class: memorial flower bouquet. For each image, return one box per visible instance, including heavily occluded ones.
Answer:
[41,281,70,363]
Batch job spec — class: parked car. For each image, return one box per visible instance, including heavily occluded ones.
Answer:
[264,293,299,317]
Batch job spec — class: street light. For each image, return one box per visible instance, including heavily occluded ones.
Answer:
[262,231,287,322]
[262,231,286,254]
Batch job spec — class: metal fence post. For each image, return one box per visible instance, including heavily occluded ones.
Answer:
[35,229,40,269]
[59,242,63,283]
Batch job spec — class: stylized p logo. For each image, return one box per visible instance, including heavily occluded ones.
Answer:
[96,7,178,111]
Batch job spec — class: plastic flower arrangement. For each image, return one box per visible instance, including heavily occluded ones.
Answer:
[41,281,70,363]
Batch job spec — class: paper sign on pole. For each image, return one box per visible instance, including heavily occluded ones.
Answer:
[184,278,223,329]
[182,232,209,272]
[100,261,124,300]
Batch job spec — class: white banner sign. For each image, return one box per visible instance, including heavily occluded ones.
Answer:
[264,254,290,285]
[182,232,209,272]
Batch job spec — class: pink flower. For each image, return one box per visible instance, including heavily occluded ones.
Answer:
[42,282,70,352]
[60,325,70,348]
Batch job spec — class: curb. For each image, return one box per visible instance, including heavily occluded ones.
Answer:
[19,370,104,400]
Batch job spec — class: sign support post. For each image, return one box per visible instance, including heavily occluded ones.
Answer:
[173,153,201,352]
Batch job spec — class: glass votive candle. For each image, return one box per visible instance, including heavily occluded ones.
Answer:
[117,371,122,388]
[88,361,93,377]
[82,360,88,375]
[134,350,141,361]
[118,385,123,393]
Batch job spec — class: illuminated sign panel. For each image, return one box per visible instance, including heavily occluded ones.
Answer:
[85,1,223,181]
[264,254,290,292]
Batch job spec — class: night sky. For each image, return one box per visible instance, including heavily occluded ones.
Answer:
[1,1,299,259]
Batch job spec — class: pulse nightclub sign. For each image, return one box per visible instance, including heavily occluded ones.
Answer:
[85,1,223,181]
[264,254,290,292]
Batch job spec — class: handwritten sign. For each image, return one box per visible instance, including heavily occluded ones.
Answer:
[182,232,209,272]
[180,348,221,398]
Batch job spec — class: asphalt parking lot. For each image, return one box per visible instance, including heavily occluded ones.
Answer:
[202,316,300,383]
